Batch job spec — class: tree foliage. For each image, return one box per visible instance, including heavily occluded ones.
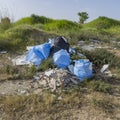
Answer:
[78,12,89,24]
[31,14,53,24]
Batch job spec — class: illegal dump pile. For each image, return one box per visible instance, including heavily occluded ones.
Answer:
[12,36,93,91]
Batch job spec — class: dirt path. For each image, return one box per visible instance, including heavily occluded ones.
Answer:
[0,79,43,96]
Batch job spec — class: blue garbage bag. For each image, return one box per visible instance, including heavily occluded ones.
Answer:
[53,49,70,68]
[74,59,92,81]
[35,43,51,59]
[26,43,51,65]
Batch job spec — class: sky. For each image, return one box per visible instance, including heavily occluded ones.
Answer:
[0,0,120,22]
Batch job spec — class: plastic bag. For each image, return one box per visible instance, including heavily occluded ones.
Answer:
[53,49,70,68]
[26,43,51,65]
[50,36,69,56]
[74,59,92,81]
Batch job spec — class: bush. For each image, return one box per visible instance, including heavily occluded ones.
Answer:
[90,80,112,93]
[14,17,32,25]
[31,14,53,24]
[81,49,120,68]
[0,39,13,50]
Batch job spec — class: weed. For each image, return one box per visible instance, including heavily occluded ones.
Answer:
[2,65,18,75]
[91,98,115,113]
[38,57,56,71]
[82,48,120,68]
[90,80,112,93]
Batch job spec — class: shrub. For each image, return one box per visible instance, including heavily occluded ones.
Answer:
[14,17,32,25]
[82,49,120,68]
[90,80,112,93]
[0,39,13,50]
[31,14,53,24]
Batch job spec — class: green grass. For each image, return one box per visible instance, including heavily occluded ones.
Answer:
[14,17,32,25]
[38,57,56,72]
[15,15,53,26]
[43,19,80,31]
[84,16,120,29]
[0,24,57,51]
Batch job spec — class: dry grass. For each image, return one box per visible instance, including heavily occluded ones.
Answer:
[0,82,119,120]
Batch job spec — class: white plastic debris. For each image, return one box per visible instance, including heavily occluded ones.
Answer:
[44,69,55,77]
[68,65,74,74]
[33,76,40,81]
[12,55,30,65]
[100,64,109,73]
[26,46,34,51]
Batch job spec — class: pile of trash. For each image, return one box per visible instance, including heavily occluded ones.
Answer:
[12,36,93,83]
[34,68,80,91]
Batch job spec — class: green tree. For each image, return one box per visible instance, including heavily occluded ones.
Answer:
[78,12,89,24]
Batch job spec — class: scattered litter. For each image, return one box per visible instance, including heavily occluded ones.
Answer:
[69,48,76,54]
[0,51,7,54]
[58,96,62,100]
[44,69,55,77]
[18,89,27,94]
[12,55,30,65]
[68,64,74,74]
[26,46,34,51]
[33,75,40,81]
[77,53,86,58]
[35,68,80,91]
[100,64,109,73]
